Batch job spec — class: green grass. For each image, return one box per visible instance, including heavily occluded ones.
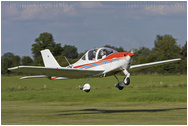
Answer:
[1,75,187,124]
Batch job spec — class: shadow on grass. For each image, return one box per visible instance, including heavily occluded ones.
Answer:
[55,108,187,116]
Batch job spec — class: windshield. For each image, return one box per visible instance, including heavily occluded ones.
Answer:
[98,48,117,59]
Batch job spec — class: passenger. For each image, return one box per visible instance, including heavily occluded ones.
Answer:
[102,50,107,59]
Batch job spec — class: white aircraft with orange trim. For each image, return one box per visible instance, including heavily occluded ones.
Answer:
[8,47,181,92]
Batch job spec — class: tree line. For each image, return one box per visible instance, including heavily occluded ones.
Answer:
[1,32,187,75]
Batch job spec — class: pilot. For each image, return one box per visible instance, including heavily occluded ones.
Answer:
[90,50,96,60]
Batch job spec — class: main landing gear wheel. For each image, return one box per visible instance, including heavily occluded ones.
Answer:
[114,71,131,90]
[115,82,125,90]
[80,83,91,93]
[80,76,91,93]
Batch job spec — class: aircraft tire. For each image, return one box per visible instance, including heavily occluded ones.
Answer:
[115,82,125,90]
[124,77,130,85]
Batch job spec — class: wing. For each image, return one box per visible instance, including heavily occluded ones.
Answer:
[130,58,181,69]
[8,66,104,79]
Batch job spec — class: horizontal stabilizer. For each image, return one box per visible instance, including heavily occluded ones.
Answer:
[20,75,68,80]
[20,75,47,79]
[50,76,68,80]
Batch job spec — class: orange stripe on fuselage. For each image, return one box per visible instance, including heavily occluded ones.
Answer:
[73,52,130,69]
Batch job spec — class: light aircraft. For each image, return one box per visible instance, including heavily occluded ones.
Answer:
[8,47,181,92]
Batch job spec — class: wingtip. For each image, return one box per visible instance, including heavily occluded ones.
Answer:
[8,66,19,71]
[174,58,181,61]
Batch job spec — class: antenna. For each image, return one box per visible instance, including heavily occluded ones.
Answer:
[64,56,71,66]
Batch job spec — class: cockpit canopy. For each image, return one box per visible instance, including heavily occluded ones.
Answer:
[81,47,117,61]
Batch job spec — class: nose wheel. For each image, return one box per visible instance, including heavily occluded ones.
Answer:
[124,77,130,85]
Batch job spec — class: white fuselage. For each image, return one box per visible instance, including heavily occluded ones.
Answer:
[72,54,132,77]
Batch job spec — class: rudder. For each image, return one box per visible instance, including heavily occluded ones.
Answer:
[41,49,61,68]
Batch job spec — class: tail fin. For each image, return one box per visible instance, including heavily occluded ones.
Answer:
[41,49,61,68]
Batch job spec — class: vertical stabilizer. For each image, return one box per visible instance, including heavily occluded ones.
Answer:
[41,49,61,68]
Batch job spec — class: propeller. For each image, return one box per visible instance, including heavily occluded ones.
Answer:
[130,48,136,54]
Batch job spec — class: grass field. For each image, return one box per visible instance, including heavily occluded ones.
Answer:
[1,75,187,125]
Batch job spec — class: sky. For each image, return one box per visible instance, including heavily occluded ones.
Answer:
[1,1,187,57]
